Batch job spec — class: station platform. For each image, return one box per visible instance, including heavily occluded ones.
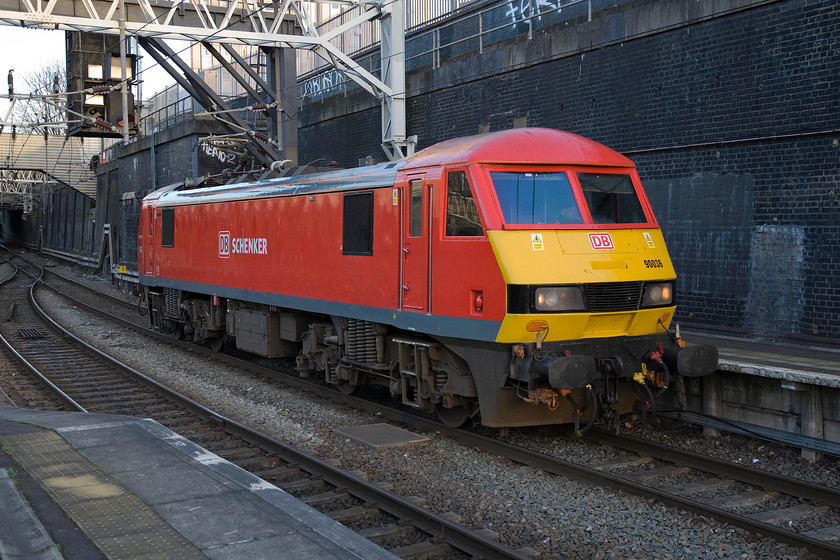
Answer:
[684,329,840,388]
[0,408,398,560]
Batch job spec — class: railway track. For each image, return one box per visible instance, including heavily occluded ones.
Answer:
[13,249,840,558]
[0,249,531,560]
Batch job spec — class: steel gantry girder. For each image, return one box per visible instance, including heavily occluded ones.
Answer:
[0,0,414,160]
[0,169,57,212]
[138,36,285,166]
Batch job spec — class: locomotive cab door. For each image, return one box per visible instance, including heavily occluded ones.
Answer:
[401,175,431,312]
[144,205,155,276]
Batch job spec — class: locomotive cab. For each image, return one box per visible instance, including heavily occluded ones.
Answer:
[397,129,717,428]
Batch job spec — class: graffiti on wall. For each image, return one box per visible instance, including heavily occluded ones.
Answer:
[504,0,562,28]
[300,69,347,99]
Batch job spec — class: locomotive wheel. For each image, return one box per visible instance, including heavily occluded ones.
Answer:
[335,380,359,395]
[173,323,185,340]
[436,404,471,428]
[209,336,225,353]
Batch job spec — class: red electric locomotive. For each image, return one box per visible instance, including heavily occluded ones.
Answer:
[139,128,717,429]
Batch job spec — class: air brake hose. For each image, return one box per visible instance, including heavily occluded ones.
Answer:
[652,359,671,399]
[566,385,598,436]
[640,379,656,419]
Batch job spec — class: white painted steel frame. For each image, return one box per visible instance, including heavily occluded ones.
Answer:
[0,0,411,159]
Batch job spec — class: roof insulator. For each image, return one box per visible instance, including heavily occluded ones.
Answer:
[94,118,114,131]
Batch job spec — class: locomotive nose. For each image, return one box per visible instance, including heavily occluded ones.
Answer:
[534,354,597,390]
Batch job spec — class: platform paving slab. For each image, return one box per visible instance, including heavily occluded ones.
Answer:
[0,408,400,560]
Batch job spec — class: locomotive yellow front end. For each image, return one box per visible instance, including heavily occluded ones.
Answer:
[493,227,678,343]
[477,159,718,430]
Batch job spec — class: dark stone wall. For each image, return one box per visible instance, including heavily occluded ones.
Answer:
[638,137,840,340]
[297,0,840,340]
[44,186,95,254]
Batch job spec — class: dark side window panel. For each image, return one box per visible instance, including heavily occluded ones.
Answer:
[409,180,422,237]
[490,171,583,225]
[577,173,646,224]
[445,171,483,236]
[343,191,374,255]
[161,208,175,247]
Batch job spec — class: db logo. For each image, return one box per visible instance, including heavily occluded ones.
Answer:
[588,232,614,250]
[218,231,230,258]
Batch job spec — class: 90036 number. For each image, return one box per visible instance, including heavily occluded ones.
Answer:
[644,259,663,268]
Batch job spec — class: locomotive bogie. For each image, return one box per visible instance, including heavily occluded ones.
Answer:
[139,128,718,430]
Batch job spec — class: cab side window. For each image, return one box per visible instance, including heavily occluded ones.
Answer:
[342,191,374,255]
[409,180,423,237]
[445,171,483,237]
[161,208,175,247]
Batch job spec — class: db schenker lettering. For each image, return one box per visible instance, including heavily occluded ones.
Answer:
[231,237,268,255]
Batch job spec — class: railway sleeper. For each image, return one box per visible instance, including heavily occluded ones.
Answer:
[328,505,381,524]
[752,503,829,524]
[66,380,133,390]
[199,436,248,450]
[301,490,353,508]
[86,395,163,407]
[622,465,691,482]
[190,430,231,443]
[390,540,452,560]
[155,420,209,434]
[81,388,150,401]
[212,446,263,460]
[143,402,195,415]
[592,454,654,472]
[663,477,734,495]
[803,526,840,543]
[358,523,419,544]
[147,409,201,421]
[234,455,281,471]
[706,490,779,508]
[254,465,301,481]
[276,477,327,493]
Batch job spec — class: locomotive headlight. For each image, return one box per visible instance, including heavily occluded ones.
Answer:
[535,287,585,312]
[642,282,674,307]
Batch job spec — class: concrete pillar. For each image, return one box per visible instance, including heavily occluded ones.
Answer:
[800,385,824,462]
[703,372,721,437]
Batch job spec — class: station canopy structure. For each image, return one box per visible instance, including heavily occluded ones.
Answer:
[0,0,415,206]
[0,132,99,212]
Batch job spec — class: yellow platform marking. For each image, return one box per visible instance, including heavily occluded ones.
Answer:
[1,430,206,560]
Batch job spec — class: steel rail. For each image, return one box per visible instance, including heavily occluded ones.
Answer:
[584,428,840,508]
[437,428,840,559]
[22,259,531,560]
[0,253,86,412]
